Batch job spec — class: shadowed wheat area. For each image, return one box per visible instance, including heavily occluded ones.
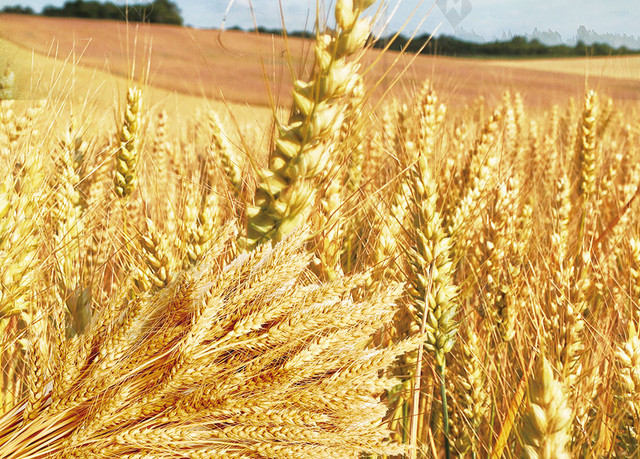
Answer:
[1,1,640,458]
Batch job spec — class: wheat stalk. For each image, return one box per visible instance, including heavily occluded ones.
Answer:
[114,87,143,199]
[243,0,374,249]
[1,229,424,458]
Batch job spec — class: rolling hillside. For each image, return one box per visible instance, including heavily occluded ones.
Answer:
[1,13,640,110]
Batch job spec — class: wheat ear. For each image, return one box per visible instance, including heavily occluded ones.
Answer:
[243,0,374,249]
[522,357,572,459]
[114,87,143,199]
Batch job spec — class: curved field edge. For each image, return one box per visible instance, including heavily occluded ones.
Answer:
[2,13,640,111]
[0,28,273,128]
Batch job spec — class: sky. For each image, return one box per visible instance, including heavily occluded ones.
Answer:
[6,0,640,43]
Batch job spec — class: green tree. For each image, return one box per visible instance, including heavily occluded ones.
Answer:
[1,5,35,14]
[147,0,182,25]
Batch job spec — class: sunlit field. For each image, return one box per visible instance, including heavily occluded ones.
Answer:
[2,12,640,109]
[490,54,640,81]
[1,2,640,458]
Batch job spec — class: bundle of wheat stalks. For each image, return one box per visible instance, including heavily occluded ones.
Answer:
[1,226,414,458]
[2,0,640,457]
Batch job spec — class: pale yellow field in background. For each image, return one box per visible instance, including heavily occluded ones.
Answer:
[490,55,640,81]
[0,33,273,129]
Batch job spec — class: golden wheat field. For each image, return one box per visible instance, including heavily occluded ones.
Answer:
[490,54,640,81]
[1,0,640,458]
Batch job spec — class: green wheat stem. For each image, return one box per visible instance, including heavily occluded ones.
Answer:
[439,362,451,459]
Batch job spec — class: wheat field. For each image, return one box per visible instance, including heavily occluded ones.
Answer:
[1,0,640,458]
[5,12,640,111]
[490,54,640,81]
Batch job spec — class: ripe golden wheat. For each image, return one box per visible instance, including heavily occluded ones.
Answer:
[1,1,640,457]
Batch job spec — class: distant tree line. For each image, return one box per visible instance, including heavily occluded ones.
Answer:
[2,6,638,57]
[375,33,640,58]
[1,0,183,25]
[1,5,35,14]
[245,28,640,58]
